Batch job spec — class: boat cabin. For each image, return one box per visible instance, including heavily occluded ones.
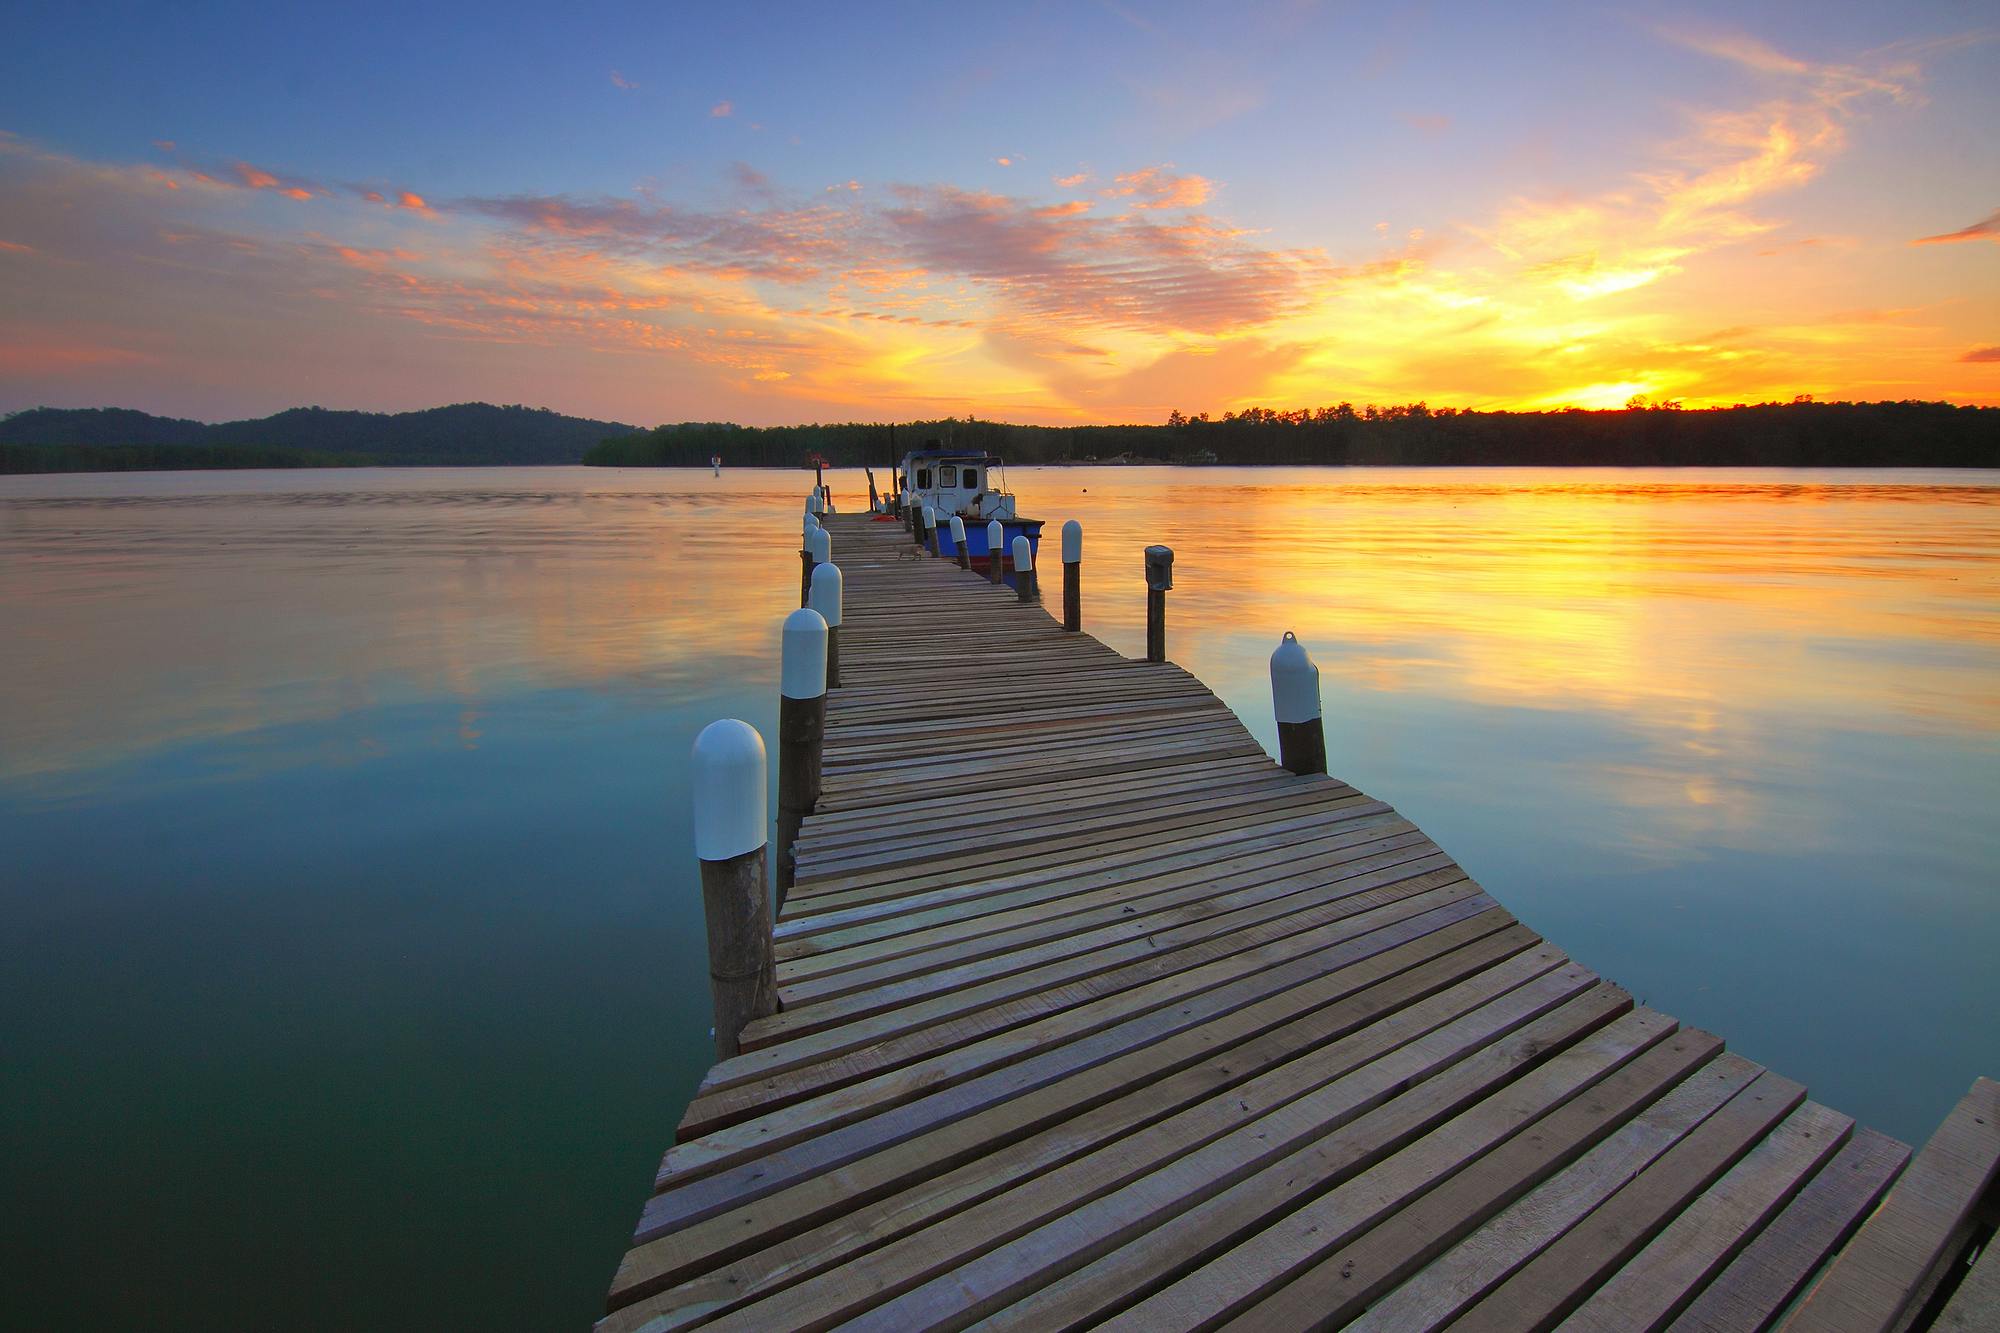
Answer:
[900,450,1017,521]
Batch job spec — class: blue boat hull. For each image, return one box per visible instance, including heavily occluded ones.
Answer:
[936,517,1045,585]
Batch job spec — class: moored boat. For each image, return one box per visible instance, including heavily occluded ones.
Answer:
[895,448,1044,580]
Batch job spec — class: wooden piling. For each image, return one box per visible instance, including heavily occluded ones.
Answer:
[950,516,970,571]
[689,719,776,1060]
[1144,544,1173,663]
[774,609,828,910]
[987,519,1005,584]
[1061,519,1082,632]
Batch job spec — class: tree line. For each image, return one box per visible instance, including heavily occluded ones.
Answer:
[585,400,1998,470]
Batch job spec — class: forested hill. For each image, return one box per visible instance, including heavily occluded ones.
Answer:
[0,403,639,472]
[587,400,1999,470]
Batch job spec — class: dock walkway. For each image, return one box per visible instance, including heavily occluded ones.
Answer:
[601,511,1999,1332]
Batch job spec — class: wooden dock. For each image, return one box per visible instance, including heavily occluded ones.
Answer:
[601,510,2000,1331]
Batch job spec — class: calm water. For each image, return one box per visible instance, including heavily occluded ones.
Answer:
[2,465,1996,1328]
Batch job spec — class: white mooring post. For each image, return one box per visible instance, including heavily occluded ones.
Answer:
[809,561,844,688]
[922,504,939,555]
[1012,534,1036,604]
[802,523,831,608]
[800,512,820,604]
[949,515,970,571]
[1270,631,1328,776]
[775,607,828,909]
[691,719,778,1060]
[987,519,1006,584]
[1060,519,1082,632]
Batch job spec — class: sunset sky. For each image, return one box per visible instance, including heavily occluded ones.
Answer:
[1,1,1995,426]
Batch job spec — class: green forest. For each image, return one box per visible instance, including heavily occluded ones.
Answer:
[0,402,637,473]
[586,400,1998,470]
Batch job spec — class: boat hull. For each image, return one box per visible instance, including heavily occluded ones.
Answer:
[936,517,1045,585]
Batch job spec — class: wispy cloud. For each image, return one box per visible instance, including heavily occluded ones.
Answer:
[1962,346,2000,363]
[609,70,636,91]
[1102,166,1213,210]
[1914,208,2000,245]
[709,100,733,118]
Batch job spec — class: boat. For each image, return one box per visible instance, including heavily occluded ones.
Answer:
[896,448,1044,580]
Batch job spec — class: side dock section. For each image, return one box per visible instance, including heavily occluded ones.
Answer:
[603,510,2000,1332]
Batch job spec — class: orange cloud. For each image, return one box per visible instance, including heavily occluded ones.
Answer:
[710,100,733,118]
[0,238,34,254]
[1962,347,2000,363]
[1103,166,1213,210]
[610,70,636,90]
[994,156,1014,167]
[1913,208,2000,245]
[397,191,433,214]
[1054,172,1088,188]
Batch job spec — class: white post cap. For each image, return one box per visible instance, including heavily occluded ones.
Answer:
[692,719,767,861]
[922,504,937,529]
[807,492,825,515]
[949,515,966,542]
[1061,519,1082,564]
[781,607,829,700]
[987,519,1004,548]
[1270,631,1322,724]
[808,560,843,627]
[803,512,821,538]
[1011,534,1034,573]
[807,525,832,563]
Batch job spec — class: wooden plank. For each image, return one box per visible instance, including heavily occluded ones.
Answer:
[1446,1068,1810,1332]
[1934,1226,2000,1332]
[1667,1128,1908,1333]
[1233,1032,1739,1330]
[780,821,1421,994]
[608,902,1522,1309]
[681,956,1605,1332]
[601,926,1553,1331]
[663,884,1497,1182]
[1348,1052,1769,1333]
[898,999,1661,1332]
[1787,1077,2000,1333]
[1557,1100,1856,1333]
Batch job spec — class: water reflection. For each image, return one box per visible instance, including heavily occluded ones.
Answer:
[1,465,1995,1329]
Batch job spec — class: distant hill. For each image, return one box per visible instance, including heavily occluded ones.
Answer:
[0,403,640,472]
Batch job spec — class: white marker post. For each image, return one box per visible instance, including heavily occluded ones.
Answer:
[776,607,828,908]
[1012,534,1036,604]
[809,560,844,688]
[1270,632,1328,776]
[691,719,778,1059]
[800,511,821,605]
[987,519,1006,585]
[802,524,832,608]
[922,504,939,556]
[908,492,924,544]
[1060,519,1083,632]
[949,515,970,571]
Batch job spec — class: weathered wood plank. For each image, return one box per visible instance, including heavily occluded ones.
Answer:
[1667,1128,1907,1333]
[1786,1076,2000,1333]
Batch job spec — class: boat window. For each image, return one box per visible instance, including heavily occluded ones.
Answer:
[939,465,957,487]
[915,467,932,489]
[962,468,979,489]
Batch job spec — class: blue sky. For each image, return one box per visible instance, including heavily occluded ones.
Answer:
[2,1,1995,422]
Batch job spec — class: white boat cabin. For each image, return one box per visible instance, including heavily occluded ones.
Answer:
[900,451,1018,520]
